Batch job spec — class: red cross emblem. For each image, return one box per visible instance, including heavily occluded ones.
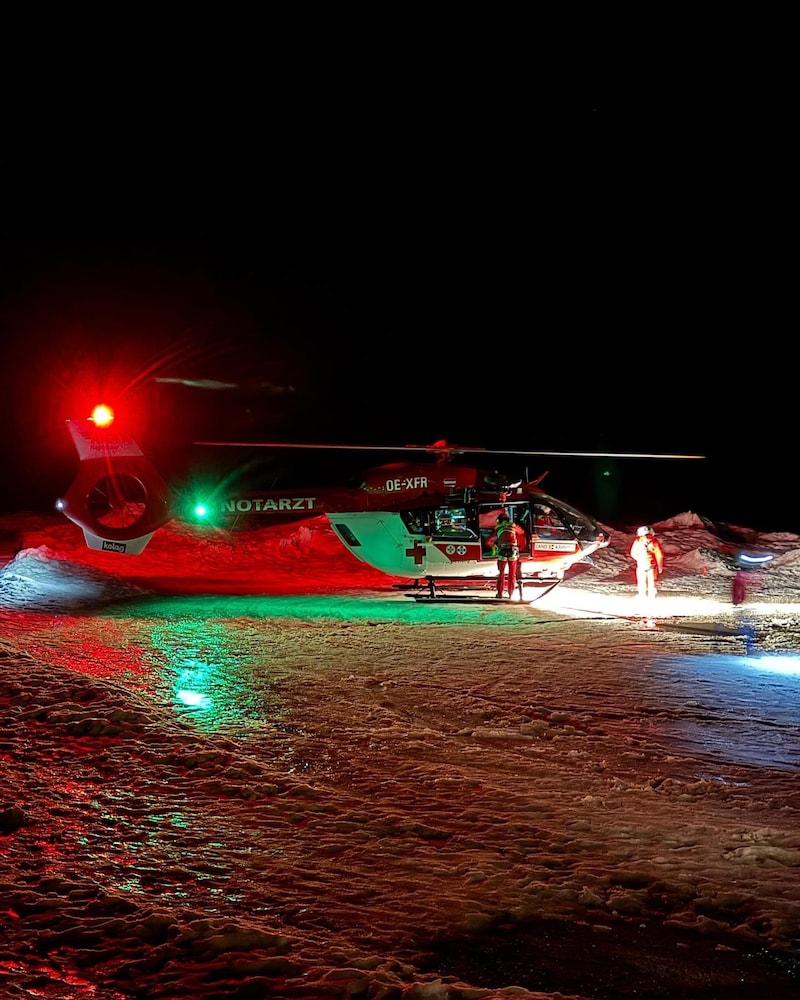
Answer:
[405,540,427,566]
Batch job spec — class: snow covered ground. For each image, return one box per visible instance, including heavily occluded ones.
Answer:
[1,510,799,998]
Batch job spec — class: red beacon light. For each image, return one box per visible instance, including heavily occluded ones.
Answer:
[91,404,115,428]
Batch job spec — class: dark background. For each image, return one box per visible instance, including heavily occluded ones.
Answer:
[0,41,793,530]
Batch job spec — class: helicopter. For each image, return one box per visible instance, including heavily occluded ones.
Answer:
[56,405,704,601]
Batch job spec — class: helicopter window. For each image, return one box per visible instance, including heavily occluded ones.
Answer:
[332,523,361,547]
[403,512,432,535]
[544,497,603,541]
[532,503,567,537]
[433,507,476,539]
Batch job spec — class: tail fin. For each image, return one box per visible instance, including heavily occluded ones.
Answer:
[56,419,173,555]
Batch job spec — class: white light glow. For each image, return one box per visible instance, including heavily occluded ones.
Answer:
[744,654,800,676]
[534,587,736,621]
[175,689,211,709]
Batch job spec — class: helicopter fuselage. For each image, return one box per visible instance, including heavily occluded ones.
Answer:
[326,499,609,587]
[56,419,610,593]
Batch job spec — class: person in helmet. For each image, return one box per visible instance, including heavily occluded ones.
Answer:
[487,512,526,598]
[533,504,556,536]
[629,526,664,607]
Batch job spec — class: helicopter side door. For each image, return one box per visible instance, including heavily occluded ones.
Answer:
[477,502,531,560]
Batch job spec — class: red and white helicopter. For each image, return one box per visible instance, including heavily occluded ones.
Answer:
[56,405,703,601]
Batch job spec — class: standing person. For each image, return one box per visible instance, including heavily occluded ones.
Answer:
[488,512,526,598]
[732,566,748,606]
[629,525,664,610]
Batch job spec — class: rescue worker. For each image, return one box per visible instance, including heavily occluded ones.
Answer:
[534,505,555,535]
[629,525,664,607]
[487,512,526,598]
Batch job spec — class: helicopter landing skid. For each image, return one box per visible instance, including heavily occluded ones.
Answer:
[407,594,519,604]
[401,577,563,604]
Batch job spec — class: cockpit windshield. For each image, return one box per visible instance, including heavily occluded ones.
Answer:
[544,496,604,541]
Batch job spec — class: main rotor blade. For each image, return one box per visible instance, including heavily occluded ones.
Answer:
[194,441,442,451]
[155,377,292,394]
[462,449,707,460]
[193,440,705,460]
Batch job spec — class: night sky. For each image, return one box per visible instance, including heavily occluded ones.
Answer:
[0,55,793,530]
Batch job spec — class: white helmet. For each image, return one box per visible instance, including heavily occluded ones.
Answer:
[637,525,652,537]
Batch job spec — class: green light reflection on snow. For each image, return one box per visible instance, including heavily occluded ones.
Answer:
[111,592,533,625]
[99,594,531,734]
[98,594,531,736]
